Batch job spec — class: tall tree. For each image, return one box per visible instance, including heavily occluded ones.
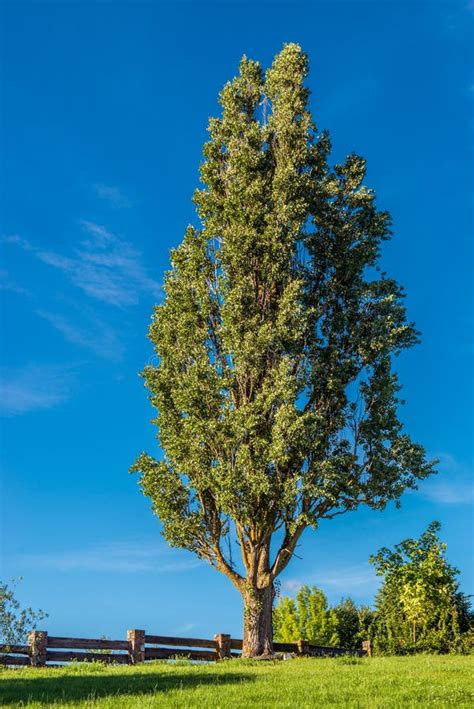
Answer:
[132,43,434,657]
[274,585,339,646]
[370,522,469,653]
[333,598,364,650]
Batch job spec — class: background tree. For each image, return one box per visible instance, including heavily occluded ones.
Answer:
[273,596,300,644]
[132,43,434,657]
[274,591,374,649]
[0,579,47,649]
[299,586,339,646]
[273,585,339,646]
[370,522,470,653]
[332,598,359,649]
[332,597,375,650]
[357,605,376,648]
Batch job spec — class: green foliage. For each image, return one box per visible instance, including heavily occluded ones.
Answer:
[274,589,376,650]
[332,597,359,648]
[132,43,434,615]
[274,585,339,645]
[370,522,473,654]
[333,598,375,650]
[273,525,472,655]
[358,605,376,645]
[273,597,299,643]
[0,579,48,647]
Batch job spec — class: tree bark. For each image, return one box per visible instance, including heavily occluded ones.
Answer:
[242,583,275,657]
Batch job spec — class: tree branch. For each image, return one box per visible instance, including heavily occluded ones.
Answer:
[270,522,307,579]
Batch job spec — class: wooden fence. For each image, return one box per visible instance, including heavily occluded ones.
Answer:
[0,630,369,667]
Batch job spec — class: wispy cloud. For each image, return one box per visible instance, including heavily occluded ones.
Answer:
[2,223,161,307]
[316,564,378,591]
[419,453,473,505]
[0,269,29,296]
[80,221,115,246]
[94,183,131,208]
[20,542,203,574]
[173,623,196,635]
[281,579,303,594]
[36,309,124,361]
[281,563,378,597]
[2,234,35,251]
[423,481,474,505]
[0,364,75,417]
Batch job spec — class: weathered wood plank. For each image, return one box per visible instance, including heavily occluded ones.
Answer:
[145,635,217,649]
[229,638,243,650]
[307,645,351,656]
[273,642,299,652]
[0,644,29,655]
[47,637,129,651]
[145,648,217,662]
[46,651,129,664]
[0,655,30,666]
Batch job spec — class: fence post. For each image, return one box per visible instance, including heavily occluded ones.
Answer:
[28,631,47,667]
[127,629,145,664]
[362,639,372,657]
[214,633,231,660]
[297,639,309,656]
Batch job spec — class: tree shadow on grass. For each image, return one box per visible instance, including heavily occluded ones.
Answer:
[0,667,255,705]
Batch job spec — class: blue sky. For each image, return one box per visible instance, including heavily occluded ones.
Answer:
[1,0,473,642]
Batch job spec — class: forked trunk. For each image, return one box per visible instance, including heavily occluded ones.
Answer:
[242,583,275,657]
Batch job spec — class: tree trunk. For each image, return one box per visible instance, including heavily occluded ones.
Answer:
[242,583,275,657]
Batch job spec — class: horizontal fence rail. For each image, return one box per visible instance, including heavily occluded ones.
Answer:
[0,644,30,666]
[47,637,129,651]
[0,631,369,667]
[145,635,217,649]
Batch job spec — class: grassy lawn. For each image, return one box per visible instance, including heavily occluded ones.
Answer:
[0,655,472,708]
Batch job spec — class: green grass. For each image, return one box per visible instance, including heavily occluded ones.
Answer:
[1,655,472,708]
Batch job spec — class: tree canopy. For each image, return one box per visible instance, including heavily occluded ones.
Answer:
[274,585,339,645]
[132,43,434,656]
[370,522,472,653]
